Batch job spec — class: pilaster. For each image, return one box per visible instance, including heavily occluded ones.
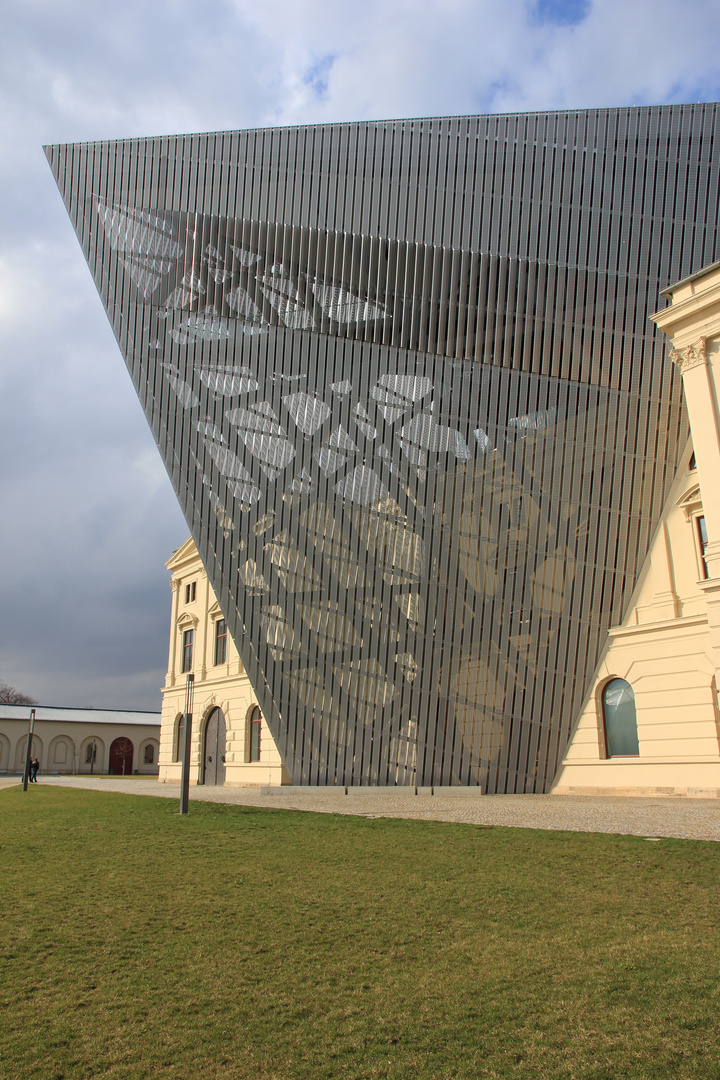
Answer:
[668,339,720,547]
[167,579,180,687]
[652,265,720,672]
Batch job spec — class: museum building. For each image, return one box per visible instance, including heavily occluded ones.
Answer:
[47,104,720,793]
[158,537,288,787]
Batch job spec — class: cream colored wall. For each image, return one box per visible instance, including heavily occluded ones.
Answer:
[554,262,720,798]
[551,459,720,797]
[158,539,288,787]
[0,721,160,775]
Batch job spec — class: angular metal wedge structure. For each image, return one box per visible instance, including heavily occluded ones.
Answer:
[46,106,719,790]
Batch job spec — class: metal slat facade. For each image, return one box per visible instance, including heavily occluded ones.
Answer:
[46,105,718,790]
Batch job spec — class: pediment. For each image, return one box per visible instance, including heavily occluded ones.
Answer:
[677,484,702,520]
[166,536,202,573]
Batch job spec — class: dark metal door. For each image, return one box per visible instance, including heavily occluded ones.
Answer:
[202,708,226,786]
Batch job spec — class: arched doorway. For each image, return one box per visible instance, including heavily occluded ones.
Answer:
[109,737,134,775]
[202,708,226,786]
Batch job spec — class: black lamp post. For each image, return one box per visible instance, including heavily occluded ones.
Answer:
[22,709,36,791]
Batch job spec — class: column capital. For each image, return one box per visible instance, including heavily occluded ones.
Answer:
[669,338,707,374]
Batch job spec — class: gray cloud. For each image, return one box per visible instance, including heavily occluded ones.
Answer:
[1,0,718,710]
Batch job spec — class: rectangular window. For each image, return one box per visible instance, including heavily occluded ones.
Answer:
[697,515,709,579]
[214,619,227,665]
[181,629,194,673]
[144,744,155,764]
[185,581,196,604]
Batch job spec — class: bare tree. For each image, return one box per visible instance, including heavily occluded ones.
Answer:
[0,680,37,705]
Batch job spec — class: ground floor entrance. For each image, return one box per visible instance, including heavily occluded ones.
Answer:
[202,708,226,786]
[109,737,133,775]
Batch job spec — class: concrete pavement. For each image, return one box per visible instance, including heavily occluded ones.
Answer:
[2,774,719,841]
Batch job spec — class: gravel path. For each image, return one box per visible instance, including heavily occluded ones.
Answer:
[3,774,719,841]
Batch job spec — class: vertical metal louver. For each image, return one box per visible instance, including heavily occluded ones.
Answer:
[46,105,719,790]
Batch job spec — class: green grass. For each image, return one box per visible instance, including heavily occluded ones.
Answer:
[1,788,719,1079]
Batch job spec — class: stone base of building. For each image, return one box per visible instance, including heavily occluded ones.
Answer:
[552,759,720,798]
[258,785,483,796]
[553,785,720,798]
[158,763,290,787]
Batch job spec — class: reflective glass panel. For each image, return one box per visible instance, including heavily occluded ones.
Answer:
[603,679,639,757]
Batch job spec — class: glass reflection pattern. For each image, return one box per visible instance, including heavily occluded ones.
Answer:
[46,106,719,790]
[602,679,639,757]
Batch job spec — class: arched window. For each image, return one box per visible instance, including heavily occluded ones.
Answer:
[247,705,262,762]
[0,732,11,772]
[81,738,104,773]
[173,714,185,763]
[602,679,639,757]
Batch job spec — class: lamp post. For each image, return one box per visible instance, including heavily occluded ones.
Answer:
[22,708,36,792]
[179,673,194,815]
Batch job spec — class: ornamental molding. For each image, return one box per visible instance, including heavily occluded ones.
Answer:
[200,694,218,715]
[177,611,199,630]
[669,338,707,374]
[677,483,703,522]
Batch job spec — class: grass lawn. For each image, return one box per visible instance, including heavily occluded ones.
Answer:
[1,788,719,1079]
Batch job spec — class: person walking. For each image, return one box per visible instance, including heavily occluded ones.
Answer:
[30,756,39,783]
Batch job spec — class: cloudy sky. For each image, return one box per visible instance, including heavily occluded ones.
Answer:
[1,0,719,712]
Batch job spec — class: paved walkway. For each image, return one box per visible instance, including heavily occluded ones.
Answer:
[2,774,719,841]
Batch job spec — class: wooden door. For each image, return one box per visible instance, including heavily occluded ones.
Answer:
[202,708,226,786]
[109,737,133,775]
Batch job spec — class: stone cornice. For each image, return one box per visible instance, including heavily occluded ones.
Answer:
[651,269,720,347]
[557,756,720,766]
[166,536,202,574]
[608,613,708,640]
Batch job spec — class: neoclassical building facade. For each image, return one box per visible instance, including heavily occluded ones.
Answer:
[159,538,288,786]
[553,262,720,797]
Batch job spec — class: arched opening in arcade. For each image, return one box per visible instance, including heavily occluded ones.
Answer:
[108,737,134,775]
